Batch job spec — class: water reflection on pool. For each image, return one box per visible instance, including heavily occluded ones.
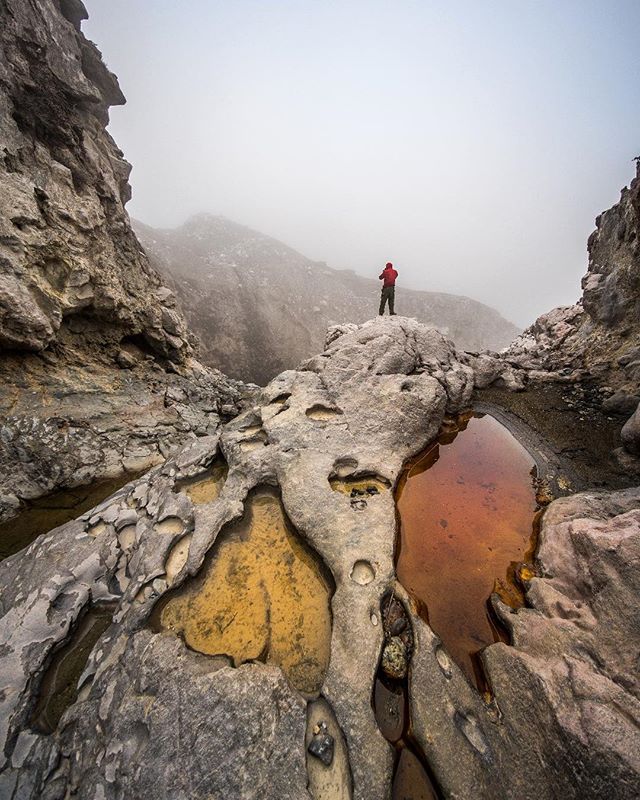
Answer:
[396,413,538,687]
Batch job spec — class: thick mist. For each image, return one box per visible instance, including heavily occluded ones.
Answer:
[84,0,640,327]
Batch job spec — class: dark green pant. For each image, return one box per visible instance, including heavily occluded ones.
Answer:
[379,286,395,315]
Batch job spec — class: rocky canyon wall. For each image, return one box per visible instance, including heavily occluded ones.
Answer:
[0,0,251,523]
[504,162,640,397]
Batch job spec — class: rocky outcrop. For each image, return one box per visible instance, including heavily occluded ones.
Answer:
[135,215,520,384]
[0,0,193,362]
[0,318,472,798]
[0,346,249,524]
[466,164,640,466]
[0,0,252,521]
[502,162,640,398]
[0,318,638,799]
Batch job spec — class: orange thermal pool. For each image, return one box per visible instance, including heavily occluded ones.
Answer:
[396,413,538,687]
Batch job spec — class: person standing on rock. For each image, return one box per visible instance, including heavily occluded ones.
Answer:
[378,262,398,316]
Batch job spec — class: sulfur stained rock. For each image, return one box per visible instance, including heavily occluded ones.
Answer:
[154,488,334,697]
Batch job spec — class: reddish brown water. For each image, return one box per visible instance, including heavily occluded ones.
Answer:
[396,413,538,687]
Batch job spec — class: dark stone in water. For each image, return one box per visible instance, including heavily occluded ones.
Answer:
[389,617,407,636]
[366,486,380,495]
[374,678,406,743]
[307,724,334,766]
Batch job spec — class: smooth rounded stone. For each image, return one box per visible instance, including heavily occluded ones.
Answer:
[389,617,407,636]
[434,646,452,679]
[350,560,375,585]
[602,391,640,415]
[381,636,408,680]
[621,404,640,455]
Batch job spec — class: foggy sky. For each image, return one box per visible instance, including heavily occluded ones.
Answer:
[84,0,640,327]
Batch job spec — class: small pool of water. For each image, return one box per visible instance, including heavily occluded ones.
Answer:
[396,413,538,687]
[30,604,114,734]
[0,474,140,562]
[152,487,335,697]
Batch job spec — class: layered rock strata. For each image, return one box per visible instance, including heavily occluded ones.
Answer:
[0,0,251,522]
[0,318,638,799]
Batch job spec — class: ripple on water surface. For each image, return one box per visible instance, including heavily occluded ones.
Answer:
[396,413,538,687]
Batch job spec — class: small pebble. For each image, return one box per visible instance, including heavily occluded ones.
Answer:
[308,724,334,766]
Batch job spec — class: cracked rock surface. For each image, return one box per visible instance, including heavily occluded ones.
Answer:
[0,318,638,799]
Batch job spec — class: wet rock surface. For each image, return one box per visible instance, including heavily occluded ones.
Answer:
[152,487,335,697]
[0,317,637,798]
[408,487,640,799]
[0,317,473,798]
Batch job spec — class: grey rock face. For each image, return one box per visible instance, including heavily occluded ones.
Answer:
[134,215,520,384]
[501,163,640,397]
[0,0,191,362]
[0,0,254,522]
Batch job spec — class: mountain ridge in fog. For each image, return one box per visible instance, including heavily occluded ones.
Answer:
[134,215,520,384]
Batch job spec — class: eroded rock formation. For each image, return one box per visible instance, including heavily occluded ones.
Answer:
[1,2,639,798]
[461,165,640,469]
[0,0,189,359]
[1,318,638,799]
[0,0,252,523]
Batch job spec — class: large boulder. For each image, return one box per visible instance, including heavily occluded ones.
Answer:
[621,402,640,456]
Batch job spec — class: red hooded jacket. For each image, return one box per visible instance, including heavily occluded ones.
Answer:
[379,265,398,287]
